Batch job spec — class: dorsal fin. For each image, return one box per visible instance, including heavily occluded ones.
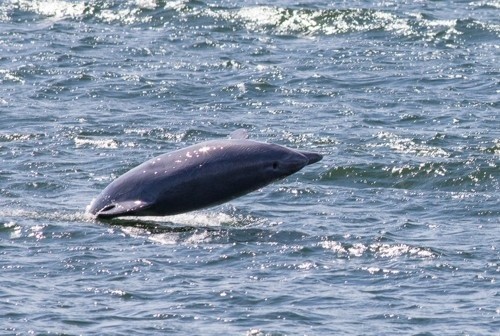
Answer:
[229,129,249,139]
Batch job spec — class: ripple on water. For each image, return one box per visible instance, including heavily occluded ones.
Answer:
[0,0,498,334]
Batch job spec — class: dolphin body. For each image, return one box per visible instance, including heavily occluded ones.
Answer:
[88,130,322,219]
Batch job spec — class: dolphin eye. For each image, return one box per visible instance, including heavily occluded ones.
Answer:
[272,162,279,169]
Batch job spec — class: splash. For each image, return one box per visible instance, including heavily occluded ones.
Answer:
[110,211,244,245]
[0,207,94,223]
[112,211,239,227]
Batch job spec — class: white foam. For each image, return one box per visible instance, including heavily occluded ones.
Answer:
[114,212,239,245]
[319,240,347,254]
[297,261,316,270]
[74,137,118,149]
[213,6,417,37]
[362,266,400,275]
[120,222,213,245]
[134,0,157,10]
[148,233,179,245]
[320,240,436,259]
[472,1,500,8]
[98,8,144,25]
[11,0,86,21]
[163,0,189,11]
[184,230,211,245]
[116,211,238,227]
[372,131,449,157]
[0,69,25,84]
[3,221,22,239]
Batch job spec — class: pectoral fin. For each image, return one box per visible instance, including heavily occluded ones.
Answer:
[95,200,152,219]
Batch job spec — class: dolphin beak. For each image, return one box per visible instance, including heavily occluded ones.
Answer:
[298,150,323,165]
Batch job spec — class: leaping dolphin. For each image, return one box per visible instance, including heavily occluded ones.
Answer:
[88,129,322,219]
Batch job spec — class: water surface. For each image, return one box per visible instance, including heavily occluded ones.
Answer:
[0,0,498,334]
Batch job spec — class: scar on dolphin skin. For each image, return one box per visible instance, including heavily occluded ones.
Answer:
[88,129,323,219]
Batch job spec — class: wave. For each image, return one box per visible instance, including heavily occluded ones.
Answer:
[320,131,499,192]
[0,205,264,241]
[0,205,438,263]
[1,0,497,43]
[321,159,498,192]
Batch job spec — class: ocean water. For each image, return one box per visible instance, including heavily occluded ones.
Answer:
[0,0,498,334]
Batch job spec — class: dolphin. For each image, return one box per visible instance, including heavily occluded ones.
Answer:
[88,129,322,219]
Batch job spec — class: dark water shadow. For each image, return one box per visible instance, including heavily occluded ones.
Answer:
[97,214,312,245]
[99,217,221,235]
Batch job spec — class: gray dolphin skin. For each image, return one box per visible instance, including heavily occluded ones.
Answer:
[88,130,322,219]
